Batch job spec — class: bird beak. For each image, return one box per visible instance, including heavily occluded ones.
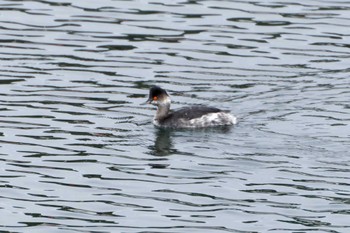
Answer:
[141,97,152,105]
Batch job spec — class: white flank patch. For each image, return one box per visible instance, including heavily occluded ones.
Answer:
[188,112,237,128]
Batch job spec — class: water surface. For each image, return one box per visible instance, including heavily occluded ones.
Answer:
[0,0,349,232]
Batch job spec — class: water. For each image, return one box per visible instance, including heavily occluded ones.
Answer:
[0,0,349,232]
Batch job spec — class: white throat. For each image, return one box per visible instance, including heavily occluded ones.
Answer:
[155,97,171,121]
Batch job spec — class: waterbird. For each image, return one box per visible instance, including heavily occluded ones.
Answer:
[144,86,237,128]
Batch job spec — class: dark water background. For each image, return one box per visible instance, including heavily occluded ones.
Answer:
[0,0,349,232]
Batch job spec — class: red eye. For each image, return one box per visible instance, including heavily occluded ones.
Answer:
[153,96,158,100]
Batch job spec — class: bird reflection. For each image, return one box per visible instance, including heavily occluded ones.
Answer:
[148,125,233,158]
[148,128,174,157]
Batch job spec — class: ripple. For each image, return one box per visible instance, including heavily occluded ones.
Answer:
[0,0,349,232]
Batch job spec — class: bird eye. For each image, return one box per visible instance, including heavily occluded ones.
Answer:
[153,96,158,100]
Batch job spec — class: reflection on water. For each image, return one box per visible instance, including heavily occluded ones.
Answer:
[0,0,349,232]
[150,126,233,157]
[150,128,174,157]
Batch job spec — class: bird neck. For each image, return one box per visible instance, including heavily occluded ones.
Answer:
[155,98,171,120]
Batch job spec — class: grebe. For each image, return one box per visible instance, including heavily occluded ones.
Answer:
[145,86,237,128]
